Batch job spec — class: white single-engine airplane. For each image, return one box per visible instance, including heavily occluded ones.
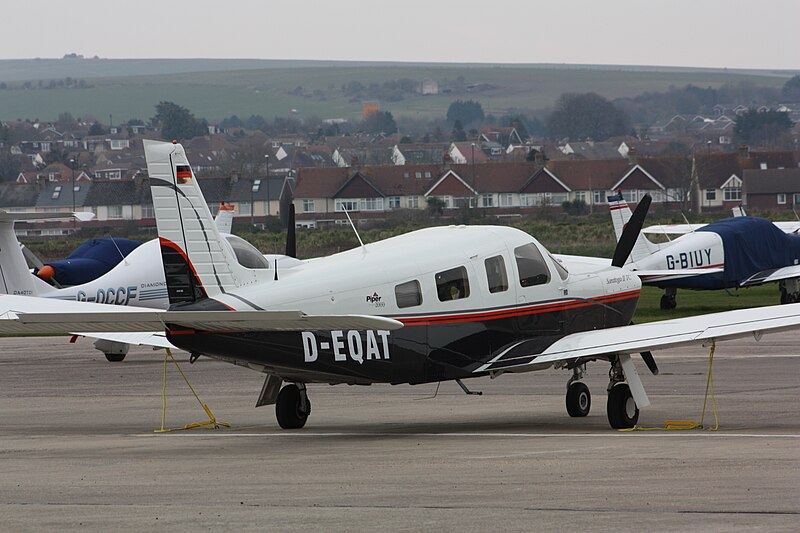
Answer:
[606,193,800,309]
[2,140,800,431]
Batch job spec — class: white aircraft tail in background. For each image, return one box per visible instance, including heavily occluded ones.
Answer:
[607,192,660,264]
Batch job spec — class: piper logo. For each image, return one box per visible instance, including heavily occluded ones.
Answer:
[366,292,385,308]
[302,330,391,364]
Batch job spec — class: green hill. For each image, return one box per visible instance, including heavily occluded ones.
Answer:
[0,59,794,123]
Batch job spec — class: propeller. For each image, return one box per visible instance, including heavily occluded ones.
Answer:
[611,193,652,267]
[640,350,659,375]
[22,244,63,288]
[285,203,296,259]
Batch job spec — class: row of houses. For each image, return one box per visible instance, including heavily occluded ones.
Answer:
[290,148,800,226]
[1,147,799,235]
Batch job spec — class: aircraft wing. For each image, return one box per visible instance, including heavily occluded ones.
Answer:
[634,267,724,283]
[642,223,705,235]
[773,221,800,234]
[475,303,800,373]
[0,295,404,334]
[740,264,800,287]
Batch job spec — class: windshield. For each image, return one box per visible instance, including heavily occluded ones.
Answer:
[224,235,270,269]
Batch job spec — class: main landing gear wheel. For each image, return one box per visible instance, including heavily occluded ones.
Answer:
[566,382,591,417]
[104,353,126,362]
[275,384,311,429]
[606,383,639,429]
[659,294,677,310]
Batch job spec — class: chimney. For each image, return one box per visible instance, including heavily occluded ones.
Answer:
[627,147,638,165]
[534,151,544,167]
[442,152,452,171]
[230,171,240,184]
[350,155,360,169]
[738,144,750,158]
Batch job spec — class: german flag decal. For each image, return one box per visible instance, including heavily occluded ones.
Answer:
[176,165,192,184]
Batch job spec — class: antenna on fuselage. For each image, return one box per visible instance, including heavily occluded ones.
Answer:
[108,235,130,266]
[341,206,365,251]
[680,212,694,233]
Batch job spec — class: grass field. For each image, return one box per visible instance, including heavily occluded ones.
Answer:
[0,60,792,122]
[633,284,779,323]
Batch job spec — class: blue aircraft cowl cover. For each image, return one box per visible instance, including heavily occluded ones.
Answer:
[697,216,800,284]
[45,238,142,286]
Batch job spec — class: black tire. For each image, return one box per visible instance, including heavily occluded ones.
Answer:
[104,353,126,362]
[566,382,591,417]
[275,384,311,429]
[607,383,639,429]
[660,294,676,310]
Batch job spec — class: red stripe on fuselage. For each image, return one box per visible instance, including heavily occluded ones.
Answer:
[397,290,640,326]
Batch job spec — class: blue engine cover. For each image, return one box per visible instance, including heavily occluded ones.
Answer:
[44,238,142,286]
[697,216,800,285]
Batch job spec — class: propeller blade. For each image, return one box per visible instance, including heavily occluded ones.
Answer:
[640,351,659,375]
[21,244,44,270]
[285,203,297,258]
[611,193,651,267]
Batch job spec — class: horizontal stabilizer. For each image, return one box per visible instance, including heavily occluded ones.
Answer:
[0,295,403,334]
[0,211,95,222]
[74,331,176,349]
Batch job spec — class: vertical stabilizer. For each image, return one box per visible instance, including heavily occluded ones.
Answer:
[144,140,249,305]
[0,218,40,297]
[607,192,660,264]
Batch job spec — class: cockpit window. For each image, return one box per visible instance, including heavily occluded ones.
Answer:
[224,235,270,269]
[514,243,550,287]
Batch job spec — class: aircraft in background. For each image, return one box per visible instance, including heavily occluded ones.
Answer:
[643,205,800,236]
[3,141,800,431]
[607,193,800,309]
[0,203,298,361]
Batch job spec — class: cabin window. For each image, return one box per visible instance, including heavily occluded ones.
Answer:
[515,243,550,287]
[395,280,422,308]
[484,255,508,293]
[436,266,470,301]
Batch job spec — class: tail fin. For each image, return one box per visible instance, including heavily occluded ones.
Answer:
[0,217,41,296]
[607,192,659,264]
[0,211,91,297]
[144,140,250,305]
[732,205,746,217]
[214,202,235,234]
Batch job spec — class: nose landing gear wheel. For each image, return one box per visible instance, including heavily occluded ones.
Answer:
[275,384,311,429]
[607,383,639,429]
[566,382,591,417]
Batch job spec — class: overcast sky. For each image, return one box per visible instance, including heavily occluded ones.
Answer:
[3,0,798,70]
